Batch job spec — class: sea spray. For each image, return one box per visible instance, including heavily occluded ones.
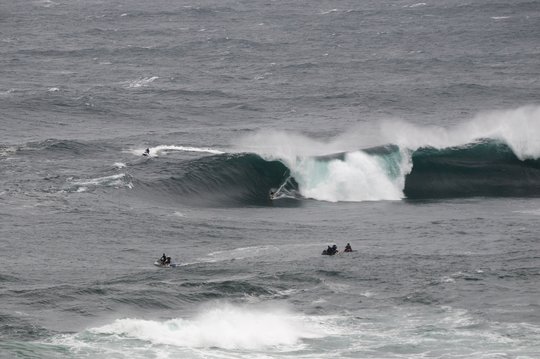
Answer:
[379,105,540,160]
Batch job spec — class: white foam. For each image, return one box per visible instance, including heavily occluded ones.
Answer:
[72,173,126,186]
[89,303,323,350]
[69,173,132,191]
[407,3,427,8]
[128,145,224,157]
[291,151,405,202]
[320,9,338,15]
[113,162,126,169]
[47,87,59,92]
[0,89,15,96]
[38,0,59,8]
[126,76,159,88]
[514,208,540,216]
[0,146,17,156]
[207,245,281,262]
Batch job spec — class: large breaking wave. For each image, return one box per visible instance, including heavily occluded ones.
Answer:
[140,139,540,205]
[29,106,537,205]
[136,106,540,205]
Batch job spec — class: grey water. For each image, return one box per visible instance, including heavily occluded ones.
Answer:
[1,0,539,358]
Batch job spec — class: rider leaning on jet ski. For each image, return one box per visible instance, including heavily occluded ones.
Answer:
[159,253,171,265]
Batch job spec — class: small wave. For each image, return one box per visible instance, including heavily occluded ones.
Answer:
[320,9,338,15]
[37,0,59,8]
[404,3,427,8]
[19,139,106,156]
[68,173,133,192]
[514,208,540,216]
[0,145,17,156]
[207,246,281,262]
[0,89,16,96]
[126,76,159,88]
[491,16,510,20]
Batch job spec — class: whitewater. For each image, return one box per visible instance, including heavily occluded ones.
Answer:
[1,0,539,358]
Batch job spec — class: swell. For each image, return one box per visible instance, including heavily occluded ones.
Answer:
[16,139,112,156]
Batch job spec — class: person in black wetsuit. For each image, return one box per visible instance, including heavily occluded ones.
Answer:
[160,253,167,264]
[143,148,150,156]
[344,243,352,252]
[322,245,338,255]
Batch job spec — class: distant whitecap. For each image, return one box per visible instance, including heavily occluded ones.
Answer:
[405,3,427,7]
[126,76,159,88]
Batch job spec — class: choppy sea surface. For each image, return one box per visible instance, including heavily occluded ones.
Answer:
[1,0,539,358]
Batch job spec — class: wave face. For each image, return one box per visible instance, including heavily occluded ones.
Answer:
[139,153,291,206]
[404,140,540,198]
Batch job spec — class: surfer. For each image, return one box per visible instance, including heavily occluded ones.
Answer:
[269,190,275,199]
[160,253,167,265]
[344,243,353,252]
[143,148,150,156]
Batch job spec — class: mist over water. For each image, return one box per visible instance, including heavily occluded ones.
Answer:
[1,0,540,358]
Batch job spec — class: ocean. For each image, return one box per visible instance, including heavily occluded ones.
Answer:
[1,0,539,358]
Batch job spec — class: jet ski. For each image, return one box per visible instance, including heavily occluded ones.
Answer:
[154,255,177,268]
[154,261,177,268]
[321,249,338,255]
[322,245,339,255]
